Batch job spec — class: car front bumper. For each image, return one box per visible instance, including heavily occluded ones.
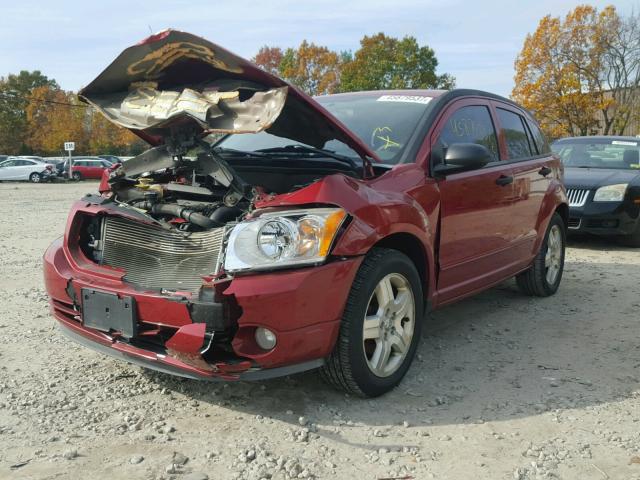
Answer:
[568,200,640,236]
[44,237,363,381]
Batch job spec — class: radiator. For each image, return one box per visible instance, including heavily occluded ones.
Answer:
[100,216,225,293]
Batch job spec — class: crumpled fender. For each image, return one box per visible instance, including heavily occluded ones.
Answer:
[255,164,439,296]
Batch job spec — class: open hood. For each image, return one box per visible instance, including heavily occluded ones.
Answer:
[79,29,377,166]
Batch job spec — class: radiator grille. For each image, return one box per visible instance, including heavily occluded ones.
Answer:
[101,216,225,293]
[566,188,590,207]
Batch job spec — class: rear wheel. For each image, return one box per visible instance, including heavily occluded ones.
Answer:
[29,172,41,183]
[321,248,423,397]
[516,213,565,296]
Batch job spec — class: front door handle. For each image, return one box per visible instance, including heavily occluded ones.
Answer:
[495,175,513,186]
[538,166,552,177]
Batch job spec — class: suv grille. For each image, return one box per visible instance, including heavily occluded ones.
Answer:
[566,189,589,207]
[100,216,225,293]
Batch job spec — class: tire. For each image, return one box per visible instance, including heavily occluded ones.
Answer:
[72,171,82,181]
[29,172,41,183]
[516,212,566,296]
[620,222,640,247]
[321,248,423,397]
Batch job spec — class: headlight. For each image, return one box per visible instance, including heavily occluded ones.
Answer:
[224,208,347,272]
[593,183,628,202]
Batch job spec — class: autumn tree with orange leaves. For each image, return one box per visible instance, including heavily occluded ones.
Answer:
[513,5,640,139]
[24,84,144,156]
[26,86,88,154]
[279,41,341,95]
[252,46,284,76]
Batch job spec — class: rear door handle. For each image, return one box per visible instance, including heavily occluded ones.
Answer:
[495,175,513,186]
[538,166,552,177]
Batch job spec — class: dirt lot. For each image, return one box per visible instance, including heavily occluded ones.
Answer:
[0,181,639,480]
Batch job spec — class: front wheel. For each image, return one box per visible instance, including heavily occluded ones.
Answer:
[516,212,566,296]
[321,248,423,397]
[29,172,41,183]
[71,171,82,181]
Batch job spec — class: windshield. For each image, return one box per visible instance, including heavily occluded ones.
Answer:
[552,138,640,170]
[216,93,434,164]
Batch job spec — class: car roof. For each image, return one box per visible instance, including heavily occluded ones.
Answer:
[316,88,530,120]
[553,135,640,144]
[317,88,517,105]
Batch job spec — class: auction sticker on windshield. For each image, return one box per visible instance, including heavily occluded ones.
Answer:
[612,140,638,146]
[377,95,433,104]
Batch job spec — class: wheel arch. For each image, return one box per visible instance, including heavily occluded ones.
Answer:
[555,202,569,231]
[371,232,430,307]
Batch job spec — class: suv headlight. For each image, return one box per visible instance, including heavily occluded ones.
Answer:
[593,183,628,202]
[224,208,347,273]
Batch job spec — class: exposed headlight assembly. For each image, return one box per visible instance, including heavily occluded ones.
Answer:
[593,183,628,202]
[224,208,347,273]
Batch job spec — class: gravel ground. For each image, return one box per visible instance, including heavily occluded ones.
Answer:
[1,181,639,480]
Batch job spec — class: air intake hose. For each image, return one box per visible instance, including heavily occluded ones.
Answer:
[150,204,223,229]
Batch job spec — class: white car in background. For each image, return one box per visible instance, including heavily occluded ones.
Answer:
[0,157,56,183]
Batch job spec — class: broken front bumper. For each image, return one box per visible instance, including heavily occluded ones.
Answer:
[44,237,363,380]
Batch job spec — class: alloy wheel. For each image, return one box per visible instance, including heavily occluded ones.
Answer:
[362,273,415,377]
[545,224,562,284]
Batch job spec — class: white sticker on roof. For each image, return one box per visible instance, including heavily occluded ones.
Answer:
[377,95,433,104]
[611,140,638,146]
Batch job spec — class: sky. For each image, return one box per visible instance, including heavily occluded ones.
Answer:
[1,0,638,97]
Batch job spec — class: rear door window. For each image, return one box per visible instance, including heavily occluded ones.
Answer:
[435,105,499,163]
[496,108,533,160]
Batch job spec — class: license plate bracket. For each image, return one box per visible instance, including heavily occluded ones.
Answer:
[81,288,137,338]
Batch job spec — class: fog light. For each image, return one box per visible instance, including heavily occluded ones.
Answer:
[255,327,277,350]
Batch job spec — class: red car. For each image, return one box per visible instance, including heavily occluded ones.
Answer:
[67,157,113,180]
[43,31,568,397]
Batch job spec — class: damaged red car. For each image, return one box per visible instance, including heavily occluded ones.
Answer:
[43,30,568,397]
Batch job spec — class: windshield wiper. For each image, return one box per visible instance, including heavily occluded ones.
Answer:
[255,145,359,169]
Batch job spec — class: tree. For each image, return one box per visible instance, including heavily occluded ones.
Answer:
[279,41,341,95]
[340,33,455,92]
[25,86,87,155]
[89,111,145,155]
[252,46,284,76]
[600,10,640,135]
[0,70,57,154]
[24,83,146,156]
[513,5,640,138]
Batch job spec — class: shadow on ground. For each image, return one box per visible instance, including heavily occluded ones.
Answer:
[143,237,640,441]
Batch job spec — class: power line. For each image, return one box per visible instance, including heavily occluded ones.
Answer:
[0,92,88,108]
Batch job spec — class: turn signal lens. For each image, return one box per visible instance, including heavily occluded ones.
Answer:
[318,209,347,256]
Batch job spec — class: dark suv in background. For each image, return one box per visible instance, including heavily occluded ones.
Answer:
[552,136,640,246]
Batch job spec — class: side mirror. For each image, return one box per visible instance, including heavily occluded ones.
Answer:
[432,143,491,176]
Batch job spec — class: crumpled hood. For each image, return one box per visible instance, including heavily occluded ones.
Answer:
[79,29,376,165]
